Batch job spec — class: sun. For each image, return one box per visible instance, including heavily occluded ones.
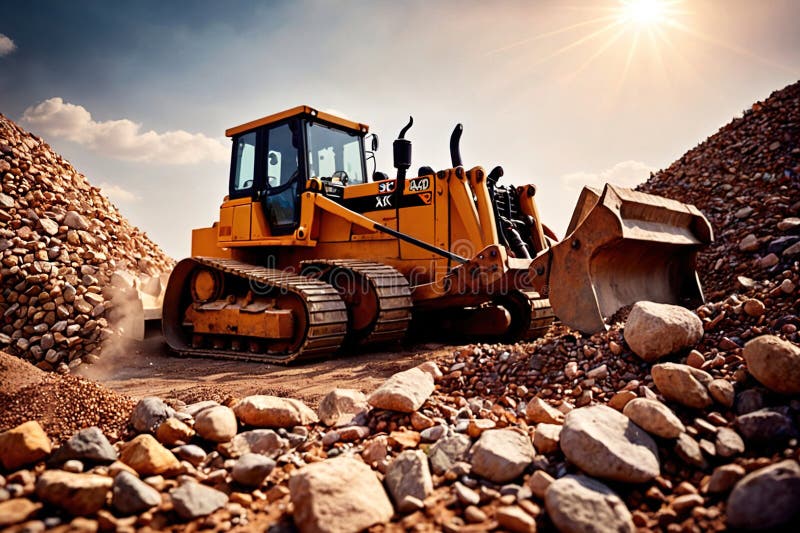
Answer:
[619,0,669,26]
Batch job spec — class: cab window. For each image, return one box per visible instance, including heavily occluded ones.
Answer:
[307,122,365,185]
[230,131,256,195]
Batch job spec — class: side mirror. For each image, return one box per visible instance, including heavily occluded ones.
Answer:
[371,134,379,152]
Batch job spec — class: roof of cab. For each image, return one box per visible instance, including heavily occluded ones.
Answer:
[225,105,369,137]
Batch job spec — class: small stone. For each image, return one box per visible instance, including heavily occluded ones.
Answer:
[727,460,800,530]
[453,482,480,506]
[743,298,766,317]
[470,429,535,483]
[778,217,800,231]
[708,379,735,408]
[560,405,660,483]
[411,411,435,431]
[736,408,796,442]
[194,405,237,442]
[231,453,276,487]
[671,493,703,515]
[742,335,800,394]
[545,475,634,533]
[466,419,496,437]
[686,350,705,368]
[119,434,181,476]
[155,418,195,446]
[173,444,207,466]
[64,210,90,230]
[130,397,176,434]
[651,363,713,409]
[496,505,537,533]
[607,390,637,411]
[0,421,52,470]
[465,505,487,523]
[234,395,318,427]
[714,427,745,458]
[289,457,393,533]
[532,424,561,454]
[624,301,703,362]
[738,233,759,252]
[674,433,706,469]
[35,471,112,516]
[385,450,433,513]
[429,434,471,475]
[623,398,685,439]
[525,397,564,424]
[0,499,42,527]
[527,470,554,499]
[734,206,753,219]
[318,389,369,426]
[170,481,228,520]
[39,218,59,236]
[50,427,117,465]
[367,367,435,413]
[112,471,161,516]
[218,429,288,458]
[587,364,608,380]
[706,463,745,494]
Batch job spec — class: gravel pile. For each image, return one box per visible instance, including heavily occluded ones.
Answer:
[638,80,800,298]
[0,115,173,371]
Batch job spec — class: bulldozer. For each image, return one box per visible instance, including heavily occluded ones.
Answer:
[161,106,713,363]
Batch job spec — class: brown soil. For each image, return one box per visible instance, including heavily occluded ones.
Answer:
[75,331,456,408]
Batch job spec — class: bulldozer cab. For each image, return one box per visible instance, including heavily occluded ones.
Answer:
[226,106,369,236]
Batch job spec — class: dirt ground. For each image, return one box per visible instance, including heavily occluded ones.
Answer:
[76,328,456,407]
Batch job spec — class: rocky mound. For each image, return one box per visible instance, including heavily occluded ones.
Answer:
[639,80,800,298]
[0,115,173,371]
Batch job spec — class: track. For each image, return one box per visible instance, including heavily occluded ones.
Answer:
[301,260,413,347]
[162,257,348,364]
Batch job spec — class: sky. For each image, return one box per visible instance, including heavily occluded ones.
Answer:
[1,0,799,258]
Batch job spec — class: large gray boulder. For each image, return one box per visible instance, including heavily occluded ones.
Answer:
[560,405,660,483]
[545,475,635,533]
[289,457,393,533]
[727,460,800,529]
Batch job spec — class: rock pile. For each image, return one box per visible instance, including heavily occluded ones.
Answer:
[0,114,173,371]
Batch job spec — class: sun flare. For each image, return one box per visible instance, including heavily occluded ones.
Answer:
[619,0,670,27]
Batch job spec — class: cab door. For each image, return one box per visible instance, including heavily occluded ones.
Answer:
[262,119,303,235]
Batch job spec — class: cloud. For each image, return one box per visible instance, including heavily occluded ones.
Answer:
[0,34,16,56]
[97,182,140,203]
[560,160,653,193]
[21,97,228,165]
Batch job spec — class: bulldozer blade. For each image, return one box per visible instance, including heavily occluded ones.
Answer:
[529,184,713,333]
[110,270,170,340]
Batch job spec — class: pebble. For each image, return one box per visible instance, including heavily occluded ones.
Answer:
[170,481,229,521]
[470,429,535,483]
[707,464,745,493]
[112,471,161,516]
[651,363,713,409]
[194,405,238,442]
[525,397,564,425]
[385,450,433,513]
[231,453,276,487]
[496,505,537,533]
[233,395,318,427]
[623,398,685,439]
[367,367,435,413]
[317,388,369,427]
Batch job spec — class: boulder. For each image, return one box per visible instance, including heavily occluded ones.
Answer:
[112,471,161,515]
[742,335,800,394]
[727,460,800,530]
[384,450,433,513]
[560,405,660,483]
[130,397,176,433]
[50,427,117,465]
[119,434,181,476]
[318,389,369,426]
[623,398,685,439]
[469,429,535,483]
[194,405,238,442]
[545,475,635,533]
[624,301,703,362]
[233,395,318,427]
[35,470,112,516]
[0,420,52,470]
[651,363,713,409]
[367,367,434,413]
[231,453,276,487]
[289,457,393,533]
[170,481,228,521]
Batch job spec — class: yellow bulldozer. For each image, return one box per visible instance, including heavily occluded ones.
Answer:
[159,106,713,363]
